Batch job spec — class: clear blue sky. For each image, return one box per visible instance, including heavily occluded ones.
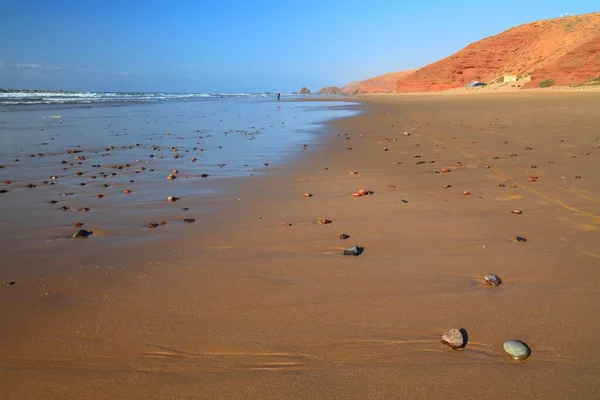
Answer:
[0,0,597,93]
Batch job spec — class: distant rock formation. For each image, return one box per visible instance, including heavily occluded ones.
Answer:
[318,86,343,95]
[394,12,600,91]
[327,12,600,93]
[299,87,311,94]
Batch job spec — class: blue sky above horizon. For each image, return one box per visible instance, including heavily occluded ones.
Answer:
[0,0,597,93]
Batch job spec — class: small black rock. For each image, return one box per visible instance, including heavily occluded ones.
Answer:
[343,245,364,256]
[72,229,91,238]
[516,236,527,242]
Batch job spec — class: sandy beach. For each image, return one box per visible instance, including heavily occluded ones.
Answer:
[1,91,599,399]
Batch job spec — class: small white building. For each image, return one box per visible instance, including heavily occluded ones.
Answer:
[503,75,518,83]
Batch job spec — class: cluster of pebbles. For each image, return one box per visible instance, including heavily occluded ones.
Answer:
[0,124,261,242]
[319,125,571,363]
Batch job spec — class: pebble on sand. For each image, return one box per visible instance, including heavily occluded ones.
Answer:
[441,328,468,350]
[167,196,179,202]
[317,219,332,225]
[2,281,16,287]
[484,274,502,286]
[303,193,313,198]
[123,190,132,194]
[516,236,527,242]
[443,184,452,189]
[95,194,104,199]
[183,218,196,223]
[503,340,531,361]
[511,209,522,215]
[462,191,471,196]
[72,229,91,238]
[167,174,177,180]
[340,234,350,240]
[441,167,450,173]
[343,245,363,256]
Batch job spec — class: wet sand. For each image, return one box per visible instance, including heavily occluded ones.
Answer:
[1,92,599,399]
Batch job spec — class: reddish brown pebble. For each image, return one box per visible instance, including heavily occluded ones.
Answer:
[352,192,362,197]
[441,167,450,173]
[511,209,522,215]
[389,185,396,189]
[172,169,179,174]
[146,223,159,229]
[462,191,471,196]
[95,194,104,199]
[349,171,357,175]
[3,180,11,184]
[318,219,332,225]
[124,190,132,194]
[358,189,368,196]
[75,222,84,228]
[167,174,177,180]
[303,193,313,198]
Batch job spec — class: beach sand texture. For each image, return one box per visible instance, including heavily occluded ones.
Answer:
[1,92,599,399]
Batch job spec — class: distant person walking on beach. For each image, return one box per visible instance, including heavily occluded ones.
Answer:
[276,92,281,102]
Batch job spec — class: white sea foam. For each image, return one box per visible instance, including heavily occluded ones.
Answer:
[0,91,291,106]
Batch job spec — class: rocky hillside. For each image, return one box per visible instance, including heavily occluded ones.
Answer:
[318,86,344,95]
[394,12,600,91]
[338,70,414,94]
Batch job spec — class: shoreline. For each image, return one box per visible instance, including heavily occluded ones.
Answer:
[1,92,599,398]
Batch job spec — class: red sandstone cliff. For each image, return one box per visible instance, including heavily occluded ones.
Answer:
[393,13,600,91]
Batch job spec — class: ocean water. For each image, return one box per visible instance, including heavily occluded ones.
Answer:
[0,91,323,106]
[0,96,359,255]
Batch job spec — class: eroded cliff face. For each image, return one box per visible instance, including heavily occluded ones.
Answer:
[393,13,600,91]
[299,87,311,94]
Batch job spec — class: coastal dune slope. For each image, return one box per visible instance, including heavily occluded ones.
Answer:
[339,70,414,94]
[394,12,600,91]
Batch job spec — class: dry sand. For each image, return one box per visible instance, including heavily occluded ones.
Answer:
[1,92,599,399]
